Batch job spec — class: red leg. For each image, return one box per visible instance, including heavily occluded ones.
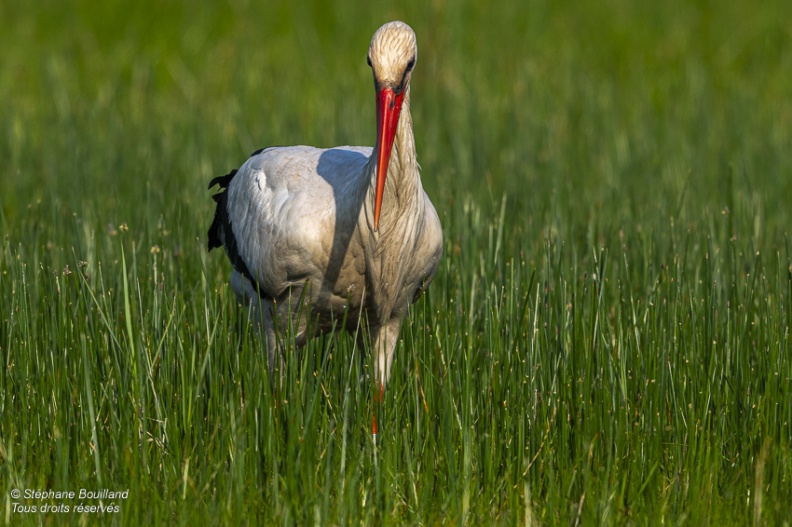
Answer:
[372,383,384,437]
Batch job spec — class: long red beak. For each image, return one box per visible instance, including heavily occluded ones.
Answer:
[374,87,405,231]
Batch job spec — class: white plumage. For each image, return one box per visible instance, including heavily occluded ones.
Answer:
[208,21,442,392]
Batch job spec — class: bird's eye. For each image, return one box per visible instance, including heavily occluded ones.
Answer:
[406,57,416,71]
[367,55,372,67]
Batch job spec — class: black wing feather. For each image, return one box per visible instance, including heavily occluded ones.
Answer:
[207,169,237,251]
[207,167,268,299]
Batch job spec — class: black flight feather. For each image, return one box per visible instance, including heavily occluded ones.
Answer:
[207,167,268,299]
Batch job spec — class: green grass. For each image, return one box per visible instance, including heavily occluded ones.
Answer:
[2,0,792,524]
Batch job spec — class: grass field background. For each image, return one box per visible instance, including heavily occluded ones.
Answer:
[1,0,791,524]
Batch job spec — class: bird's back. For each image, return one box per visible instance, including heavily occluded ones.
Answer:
[209,145,374,304]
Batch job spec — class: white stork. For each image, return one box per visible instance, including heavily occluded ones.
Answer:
[207,21,442,411]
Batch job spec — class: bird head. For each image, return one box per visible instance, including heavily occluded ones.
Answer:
[367,21,417,231]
